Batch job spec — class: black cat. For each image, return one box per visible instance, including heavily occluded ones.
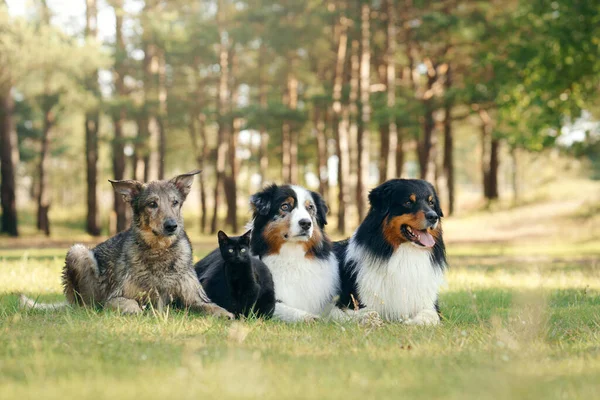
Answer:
[195,230,275,318]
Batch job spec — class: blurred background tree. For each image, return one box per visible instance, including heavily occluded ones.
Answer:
[0,0,598,237]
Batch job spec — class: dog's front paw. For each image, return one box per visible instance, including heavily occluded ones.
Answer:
[303,313,320,323]
[404,309,440,326]
[357,310,384,326]
[204,303,235,320]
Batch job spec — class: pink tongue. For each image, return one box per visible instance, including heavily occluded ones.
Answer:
[418,231,435,248]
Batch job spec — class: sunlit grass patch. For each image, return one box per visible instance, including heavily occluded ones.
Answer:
[1,246,600,399]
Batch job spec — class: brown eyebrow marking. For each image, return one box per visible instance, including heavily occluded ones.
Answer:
[428,195,433,202]
[409,194,416,202]
[284,197,295,206]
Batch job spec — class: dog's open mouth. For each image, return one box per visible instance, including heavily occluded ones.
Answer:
[401,225,435,248]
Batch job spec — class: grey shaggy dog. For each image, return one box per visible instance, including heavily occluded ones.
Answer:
[21,170,233,319]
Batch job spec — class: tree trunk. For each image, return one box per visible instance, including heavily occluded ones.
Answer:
[84,0,101,236]
[332,13,349,235]
[511,146,518,204]
[356,2,371,223]
[0,88,18,236]
[157,48,167,180]
[418,70,436,180]
[289,62,298,185]
[211,22,229,234]
[258,42,268,186]
[314,107,329,201]
[225,49,239,232]
[480,109,499,200]
[111,0,128,232]
[189,109,209,234]
[37,107,53,236]
[282,55,298,184]
[442,65,454,215]
[385,0,397,181]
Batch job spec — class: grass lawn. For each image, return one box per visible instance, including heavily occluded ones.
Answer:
[1,241,599,400]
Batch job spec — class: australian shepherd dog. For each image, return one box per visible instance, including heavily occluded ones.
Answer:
[248,184,345,322]
[335,179,447,325]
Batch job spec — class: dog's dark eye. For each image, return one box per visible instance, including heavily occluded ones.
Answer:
[148,201,158,209]
[172,200,179,207]
[429,200,435,207]
[307,204,315,212]
[404,201,413,208]
[281,203,290,212]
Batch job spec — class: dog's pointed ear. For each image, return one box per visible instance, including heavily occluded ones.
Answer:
[310,191,328,227]
[250,184,277,216]
[170,169,201,199]
[217,230,229,244]
[368,183,391,215]
[109,180,143,203]
[241,230,252,244]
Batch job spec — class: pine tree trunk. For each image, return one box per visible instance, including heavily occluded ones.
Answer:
[379,123,389,183]
[356,2,371,223]
[157,48,167,180]
[198,113,208,233]
[479,109,499,200]
[289,65,299,185]
[84,0,101,236]
[332,13,349,235]
[511,146,518,203]
[258,42,268,186]
[37,107,53,236]
[314,107,329,201]
[211,22,229,234]
[442,65,454,215]
[112,0,128,232]
[418,72,435,180]
[225,49,239,232]
[385,0,397,181]
[0,88,18,236]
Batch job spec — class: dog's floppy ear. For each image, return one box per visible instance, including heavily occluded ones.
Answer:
[217,230,229,244]
[310,191,328,227]
[170,169,201,199]
[250,184,277,216]
[109,180,143,203]
[368,183,392,215]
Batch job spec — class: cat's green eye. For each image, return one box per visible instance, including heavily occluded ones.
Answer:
[228,249,233,253]
[241,248,246,253]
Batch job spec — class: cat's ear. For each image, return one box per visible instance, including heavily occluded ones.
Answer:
[217,230,228,244]
[240,230,252,245]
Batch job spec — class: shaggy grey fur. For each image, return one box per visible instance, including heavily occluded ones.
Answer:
[23,170,233,319]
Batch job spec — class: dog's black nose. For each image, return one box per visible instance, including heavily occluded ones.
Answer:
[164,219,178,233]
[425,211,439,224]
[298,219,312,231]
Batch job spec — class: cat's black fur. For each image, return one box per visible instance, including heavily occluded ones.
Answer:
[195,230,275,318]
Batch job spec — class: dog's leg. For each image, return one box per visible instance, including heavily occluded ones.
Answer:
[62,244,101,306]
[327,307,382,324]
[178,273,234,319]
[273,302,320,323]
[105,297,143,314]
[404,308,440,326]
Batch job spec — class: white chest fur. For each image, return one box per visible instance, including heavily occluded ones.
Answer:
[262,243,339,315]
[348,242,444,321]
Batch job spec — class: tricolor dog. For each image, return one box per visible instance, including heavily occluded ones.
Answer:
[248,184,341,322]
[335,179,447,325]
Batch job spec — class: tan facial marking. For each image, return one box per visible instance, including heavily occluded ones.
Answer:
[428,195,433,202]
[410,194,416,202]
[382,211,427,249]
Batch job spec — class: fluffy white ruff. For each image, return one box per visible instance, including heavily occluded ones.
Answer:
[347,240,445,324]
[262,242,340,322]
